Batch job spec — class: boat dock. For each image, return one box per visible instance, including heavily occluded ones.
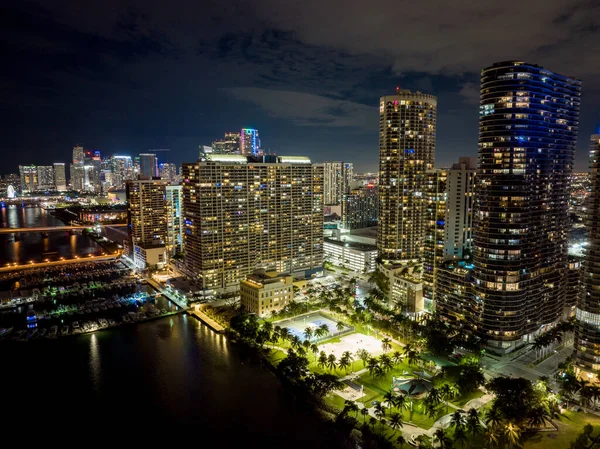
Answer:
[188,308,225,333]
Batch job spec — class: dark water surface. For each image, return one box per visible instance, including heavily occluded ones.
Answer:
[0,205,102,264]
[2,315,344,448]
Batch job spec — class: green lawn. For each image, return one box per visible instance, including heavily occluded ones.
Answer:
[523,410,600,449]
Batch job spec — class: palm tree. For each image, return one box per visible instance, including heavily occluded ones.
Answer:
[389,412,403,434]
[336,320,345,332]
[396,434,406,449]
[453,425,468,449]
[380,354,394,372]
[451,410,466,431]
[279,327,291,341]
[427,387,442,406]
[381,337,392,353]
[433,428,452,449]
[368,416,377,429]
[440,383,459,413]
[406,349,420,367]
[374,402,386,419]
[503,422,521,449]
[304,326,313,341]
[343,399,359,416]
[424,401,438,420]
[383,391,396,409]
[402,343,412,357]
[342,351,354,368]
[466,407,482,437]
[290,335,302,349]
[310,343,319,357]
[338,353,351,374]
[395,393,408,414]
[391,350,403,365]
[356,349,370,367]
[327,353,337,371]
[360,407,369,423]
[485,406,504,430]
[366,357,380,377]
[483,428,499,449]
[319,323,329,337]
[528,404,553,429]
[318,351,328,369]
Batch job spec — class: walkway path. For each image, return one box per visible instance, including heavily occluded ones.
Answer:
[188,308,225,333]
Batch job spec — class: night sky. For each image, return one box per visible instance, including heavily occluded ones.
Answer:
[2,0,600,174]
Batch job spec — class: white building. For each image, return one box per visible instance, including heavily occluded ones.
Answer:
[443,157,476,261]
[166,185,184,256]
[324,237,377,273]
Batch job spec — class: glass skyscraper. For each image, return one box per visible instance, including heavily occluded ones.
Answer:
[574,134,600,378]
[472,61,581,353]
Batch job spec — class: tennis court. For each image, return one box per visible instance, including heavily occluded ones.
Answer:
[275,312,351,341]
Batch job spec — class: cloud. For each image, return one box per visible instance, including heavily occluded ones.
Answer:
[223,87,376,129]
[458,83,480,105]
[251,0,600,78]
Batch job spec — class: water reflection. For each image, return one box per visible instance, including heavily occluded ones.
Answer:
[89,333,101,392]
[0,205,102,264]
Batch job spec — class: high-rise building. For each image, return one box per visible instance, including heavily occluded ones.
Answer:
[211,132,241,155]
[159,162,178,184]
[126,179,168,269]
[239,128,260,156]
[36,166,55,191]
[70,145,85,191]
[139,153,157,179]
[341,183,378,230]
[377,89,437,262]
[165,185,184,256]
[182,154,323,292]
[473,61,581,353]
[423,168,447,308]
[111,156,133,190]
[19,165,38,193]
[443,157,476,261]
[574,134,600,378]
[323,161,353,205]
[53,163,67,191]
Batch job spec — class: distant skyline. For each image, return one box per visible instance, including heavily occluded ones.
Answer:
[2,1,600,174]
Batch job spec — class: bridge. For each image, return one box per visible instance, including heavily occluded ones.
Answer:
[0,224,128,234]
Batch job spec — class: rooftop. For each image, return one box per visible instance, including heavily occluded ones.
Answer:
[324,237,377,252]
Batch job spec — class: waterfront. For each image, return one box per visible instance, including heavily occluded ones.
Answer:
[1,314,345,448]
[0,205,102,263]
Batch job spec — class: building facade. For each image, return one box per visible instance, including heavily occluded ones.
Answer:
[126,179,168,269]
[53,163,67,191]
[324,237,378,273]
[182,154,323,292]
[212,132,241,155]
[165,185,184,256]
[239,128,260,156]
[323,161,353,205]
[36,166,55,191]
[341,184,378,230]
[574,134,600,378]
[159,162,178,184]
[473,61,581,352]
[423,168,447,308]
[443,157,476,261]
[111,156,134,190]
[139,153,157,180]
[19,165,38,193]
[377,89,437,262]
[240,271,294,317]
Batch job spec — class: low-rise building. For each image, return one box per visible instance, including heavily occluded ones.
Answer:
[240,271,294,317]
[324,237,377,273]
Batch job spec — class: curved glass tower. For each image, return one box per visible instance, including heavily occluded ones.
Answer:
[575,134,600,378]
[473,61,581,352]
[377,89,436,262]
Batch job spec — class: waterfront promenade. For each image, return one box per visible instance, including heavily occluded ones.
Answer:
[0,254,119,273]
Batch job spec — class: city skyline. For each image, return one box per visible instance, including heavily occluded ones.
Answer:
[2,1,600,174]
